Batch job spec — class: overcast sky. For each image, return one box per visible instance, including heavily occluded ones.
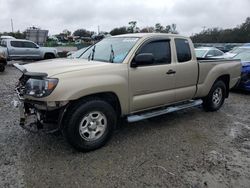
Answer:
[0,0,249,36]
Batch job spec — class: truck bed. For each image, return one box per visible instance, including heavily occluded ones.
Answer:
[195,58,241,98]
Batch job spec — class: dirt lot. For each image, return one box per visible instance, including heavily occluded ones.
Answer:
[0,64,250,188]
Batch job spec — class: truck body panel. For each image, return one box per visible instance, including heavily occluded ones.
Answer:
[14,33,241,117]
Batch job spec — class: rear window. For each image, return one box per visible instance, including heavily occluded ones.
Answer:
[175,39,192,62]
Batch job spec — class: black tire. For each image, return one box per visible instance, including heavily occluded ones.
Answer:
[44,53,55,59]
[202,80,226,111]
[0,65,5,72]
[63,99,116,152]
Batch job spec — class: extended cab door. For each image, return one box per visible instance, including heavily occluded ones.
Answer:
[174,38,199,101]
[129,39,176,112]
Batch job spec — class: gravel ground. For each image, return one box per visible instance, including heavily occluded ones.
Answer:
[0,65,250,188]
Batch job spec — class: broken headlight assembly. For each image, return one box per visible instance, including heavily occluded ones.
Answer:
[25,78,58,98]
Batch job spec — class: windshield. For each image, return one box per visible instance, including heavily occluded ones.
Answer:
[71,47,87,58]
[233,52,250,62]
[195,49,207,58]
[80,37,139,63]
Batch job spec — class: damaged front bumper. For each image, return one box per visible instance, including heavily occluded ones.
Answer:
[16,99,68,133]
[15,91,68,133]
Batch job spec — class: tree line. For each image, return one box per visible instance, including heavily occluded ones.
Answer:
[0,21,178,40]
[191,17,250,43]
[1,17,250,43]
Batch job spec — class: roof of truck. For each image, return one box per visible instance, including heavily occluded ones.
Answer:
[112,33,188,39]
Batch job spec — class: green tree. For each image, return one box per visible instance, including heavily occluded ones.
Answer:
[155,23,164,33]
[128,21,137,33]
[73,29,94,37]
[110,27,128,36]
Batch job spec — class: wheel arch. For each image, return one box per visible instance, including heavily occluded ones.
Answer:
[66,92,122,117]
[44,52,55,59]
[215,74,230,98]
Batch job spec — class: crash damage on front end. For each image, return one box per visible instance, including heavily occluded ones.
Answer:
[14,63,68,133]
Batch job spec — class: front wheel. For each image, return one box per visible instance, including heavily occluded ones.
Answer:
[0,65,5,72]
[202,80,226,111]
[63,99,117,152]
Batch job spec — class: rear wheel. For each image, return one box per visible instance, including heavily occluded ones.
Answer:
[44,53,55,59]
[63,99,116,152]
[202,80,226,111]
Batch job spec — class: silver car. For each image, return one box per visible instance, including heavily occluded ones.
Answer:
[195,47,224,58]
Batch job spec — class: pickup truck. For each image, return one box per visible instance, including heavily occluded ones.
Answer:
[14,33,241,151]
[0,39,58,61]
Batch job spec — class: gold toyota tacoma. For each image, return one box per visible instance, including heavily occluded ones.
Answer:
[14,33,241,151]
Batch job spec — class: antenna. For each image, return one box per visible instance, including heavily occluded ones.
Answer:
[11,19,14,32]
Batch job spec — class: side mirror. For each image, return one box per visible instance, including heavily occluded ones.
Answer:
[35,45,39,49]
[131,53,154,68]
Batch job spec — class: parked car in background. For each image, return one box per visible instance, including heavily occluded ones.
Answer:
[67,47,87,59]
[0,39,58,61]
[0,35,15,42]
[233,52,250,91]
[224,46,250,58]
[242,43,250,47]
[195,47,224,58]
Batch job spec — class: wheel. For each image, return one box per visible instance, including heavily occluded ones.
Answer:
[44,53,55,59]
[0,65,5,72]
[202,80,226,111]
[63,99,116,152]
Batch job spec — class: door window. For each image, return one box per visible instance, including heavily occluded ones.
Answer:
[137,40,171,65]
[206,50,215,57]
[214,50,224,56]
[23,42,37,48]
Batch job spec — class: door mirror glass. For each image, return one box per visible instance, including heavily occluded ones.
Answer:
[131,53,154,67]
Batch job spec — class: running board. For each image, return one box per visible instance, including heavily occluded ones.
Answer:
[127,99,203,123]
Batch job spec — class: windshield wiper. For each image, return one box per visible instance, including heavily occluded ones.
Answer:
[109,45,115,63]
[88,45,96,61]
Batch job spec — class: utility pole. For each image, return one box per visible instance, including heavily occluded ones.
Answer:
[11,19,14,33]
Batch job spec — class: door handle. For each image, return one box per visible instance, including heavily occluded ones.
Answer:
[166,69,176,75]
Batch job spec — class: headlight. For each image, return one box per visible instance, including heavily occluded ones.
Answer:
[25,78,58,98]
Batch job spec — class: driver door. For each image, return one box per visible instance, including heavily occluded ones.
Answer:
[129,39,176,112]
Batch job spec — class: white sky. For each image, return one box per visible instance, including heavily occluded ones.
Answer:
[0,0,249,36]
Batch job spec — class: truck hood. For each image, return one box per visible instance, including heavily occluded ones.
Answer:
[17,58,116,77]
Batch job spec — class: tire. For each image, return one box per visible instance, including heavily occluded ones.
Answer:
[44,53,55,59]
[202,80,226,111]
[0,65,5,72]
[63,99,117,152]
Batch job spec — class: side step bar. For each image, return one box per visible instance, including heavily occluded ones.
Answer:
[127,99,203,123]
